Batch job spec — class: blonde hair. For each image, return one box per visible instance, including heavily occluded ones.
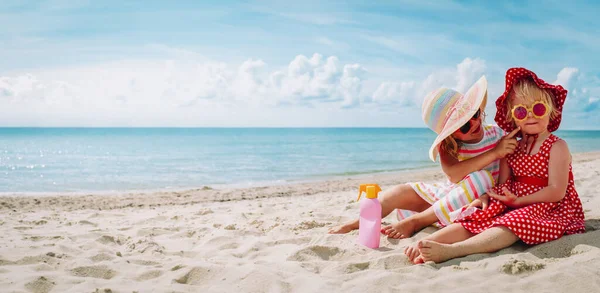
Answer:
[441,136,460,159]
[441,91,488,159]
[505,78,559,124]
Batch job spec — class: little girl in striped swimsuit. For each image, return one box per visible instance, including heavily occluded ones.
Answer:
[330,76,516,238]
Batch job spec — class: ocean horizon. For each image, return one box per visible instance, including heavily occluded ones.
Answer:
[2,127,600,194]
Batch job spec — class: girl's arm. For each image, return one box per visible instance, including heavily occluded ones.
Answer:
[497,157,512,185]
[513,140,571,206]
[439,148,499,183]
[440,127,519,184]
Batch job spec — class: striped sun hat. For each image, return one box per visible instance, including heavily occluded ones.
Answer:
[422,76,488,162]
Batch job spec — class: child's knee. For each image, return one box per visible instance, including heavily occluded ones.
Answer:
[381,184,422,207]
[384,183,411,198]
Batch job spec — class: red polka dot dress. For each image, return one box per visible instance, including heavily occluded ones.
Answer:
[457,134,585,245]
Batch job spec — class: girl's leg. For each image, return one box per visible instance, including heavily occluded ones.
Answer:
[419,226,519,263]
[385,170,494,239]
[329,184,429,234]
[422,223,475,244]
[404,223,473,263]
[382,205,437,239]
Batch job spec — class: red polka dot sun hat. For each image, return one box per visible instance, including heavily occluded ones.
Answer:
[494,67,568,133]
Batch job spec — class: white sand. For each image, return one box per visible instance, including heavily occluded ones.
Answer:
[1,152,600,293]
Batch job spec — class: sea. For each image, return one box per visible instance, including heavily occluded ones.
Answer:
[1,127,600,193]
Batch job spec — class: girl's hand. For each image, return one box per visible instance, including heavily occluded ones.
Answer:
[468,194,490,210]
[493,127,520,159]
[488,187,521,208]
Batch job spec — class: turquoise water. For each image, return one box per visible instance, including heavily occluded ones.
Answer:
[1,128,599,193]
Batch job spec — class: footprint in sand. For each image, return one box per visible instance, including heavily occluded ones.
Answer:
[90,253,115,262]
[136,270,163,281]
[78,220,98,227]
[219,243,240,250]
[174,267,220,285]
[14,255,57,266]
[299,262,321,274]
[96,235,125,246]
[129,259,160,266]
[0,257,13,265]
[71,265,116,279]
[343,262,370,274]
[501,259,546,275]
[371,254,410,270]
[33,220,48,225]
[292,220,329,231]
[34,264,54,272]
[287,246,343,261]
[27,236,64,242]
[25,276,55,293]
[126,240,165,254]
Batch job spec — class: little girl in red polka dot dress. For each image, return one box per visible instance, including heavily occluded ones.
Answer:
[404,67,586,264]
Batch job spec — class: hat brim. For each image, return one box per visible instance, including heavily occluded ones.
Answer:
[429,76,488,161]
[494,67,567,134]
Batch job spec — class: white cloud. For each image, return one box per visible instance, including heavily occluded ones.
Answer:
[370,57,487,108]
[554,67,579,89]
[552,68,600,121]
[230,59,268,104]
[5,53,595,127]
[455,58,486,93]
[0,52,373,125]
[269,54,367,107]
[0,53,369,107]
[372,81,416,106]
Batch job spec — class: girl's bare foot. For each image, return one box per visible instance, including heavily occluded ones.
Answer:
[403,244,421,263]
[413,255,425,264]
[328,220,358,234]
[381,219,417,239]
[418,240,456,263]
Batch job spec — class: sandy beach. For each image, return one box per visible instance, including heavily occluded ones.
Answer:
[1,152,600,293]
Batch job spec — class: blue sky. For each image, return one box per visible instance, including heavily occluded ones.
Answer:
[0,0,599,128]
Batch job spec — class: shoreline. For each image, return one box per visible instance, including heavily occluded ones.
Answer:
[3,127,600,196]
[2,151,600,213]
[0,164,440,198]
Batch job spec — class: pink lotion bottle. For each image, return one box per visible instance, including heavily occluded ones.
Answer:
[357,184,382,248]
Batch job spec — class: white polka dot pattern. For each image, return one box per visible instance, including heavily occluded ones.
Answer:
[457,135,586,245]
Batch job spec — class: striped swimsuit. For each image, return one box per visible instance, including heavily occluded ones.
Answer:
[398,125,504,226]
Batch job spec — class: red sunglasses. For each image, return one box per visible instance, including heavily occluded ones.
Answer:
[511,101,549,121]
